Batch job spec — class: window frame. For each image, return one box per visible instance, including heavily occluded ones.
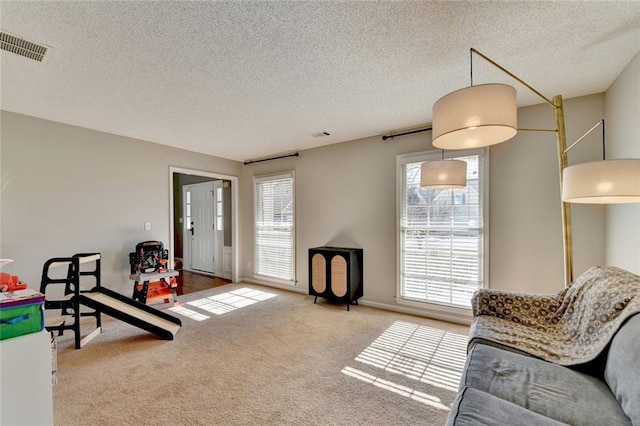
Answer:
[395,148,489,312]
[253,171,296,285]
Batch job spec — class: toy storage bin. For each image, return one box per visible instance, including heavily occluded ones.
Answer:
[0,295,45,340]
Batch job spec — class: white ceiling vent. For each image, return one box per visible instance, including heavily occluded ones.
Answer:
[1,32,47,62]
[310,132,331,138]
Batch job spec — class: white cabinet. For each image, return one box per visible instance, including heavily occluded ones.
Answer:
[0,331,53,425]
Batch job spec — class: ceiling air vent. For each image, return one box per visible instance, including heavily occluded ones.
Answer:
[1,32,47,62]
[310,132,331,138]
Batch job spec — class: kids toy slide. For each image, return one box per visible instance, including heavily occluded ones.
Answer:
[40,253,181,349]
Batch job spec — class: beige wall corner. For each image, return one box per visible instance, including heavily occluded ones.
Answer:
[605,50,640,274]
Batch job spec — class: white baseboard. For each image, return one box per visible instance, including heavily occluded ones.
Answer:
[183,268,215,277]
[358,299,472,326]
[239,278,471,325]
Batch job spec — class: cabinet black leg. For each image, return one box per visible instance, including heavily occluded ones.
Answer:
[313,296,317,304]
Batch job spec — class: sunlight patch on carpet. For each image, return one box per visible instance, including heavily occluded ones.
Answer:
[168,305,210,321]
[184,288,277,316]
[343,320,467,408]
[341,366,450,411]
[353,321,467,392]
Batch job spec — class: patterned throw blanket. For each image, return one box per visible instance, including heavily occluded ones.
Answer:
[469,266,640,366]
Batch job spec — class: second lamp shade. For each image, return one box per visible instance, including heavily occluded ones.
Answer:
[421,159,467,188]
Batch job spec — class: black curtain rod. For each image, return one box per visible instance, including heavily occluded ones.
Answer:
[381,126,432,141]
[243,152,299,165]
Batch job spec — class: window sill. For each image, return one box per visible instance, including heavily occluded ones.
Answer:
[252,274,296,286]
[242,275,305,293]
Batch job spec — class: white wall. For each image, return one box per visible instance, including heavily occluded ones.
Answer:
[0,111,241,294]
[1,90,614,318]
[240,94,607,316]
[605,50,640,274]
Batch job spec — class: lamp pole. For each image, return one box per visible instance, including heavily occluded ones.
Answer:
[553,95,573,287]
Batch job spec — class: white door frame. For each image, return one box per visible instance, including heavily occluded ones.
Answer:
[212,180,224,275]
[169,167,239,283]
[182,184,192,270]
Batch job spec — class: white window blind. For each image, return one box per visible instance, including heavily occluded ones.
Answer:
[254,172,295,282]
[399,151,486,308]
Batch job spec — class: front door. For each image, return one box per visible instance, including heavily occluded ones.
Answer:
[188,182,215,273]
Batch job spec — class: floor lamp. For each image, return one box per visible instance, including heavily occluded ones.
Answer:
[430,48,640,288]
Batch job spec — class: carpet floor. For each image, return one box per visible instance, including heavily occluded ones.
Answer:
[53,283,469,425]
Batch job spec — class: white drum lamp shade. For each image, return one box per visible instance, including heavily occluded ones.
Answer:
[562,159,640,204]
[421,160,467,188]
[433,84,517,149]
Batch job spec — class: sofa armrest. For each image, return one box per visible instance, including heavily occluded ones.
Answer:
[471,288,561,326]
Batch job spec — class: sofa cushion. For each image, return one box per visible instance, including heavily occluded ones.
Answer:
[605,314,640,425]
[446,387,568,426]
[462,343,631,426]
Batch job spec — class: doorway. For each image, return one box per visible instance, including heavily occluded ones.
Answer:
[169,167,238,286]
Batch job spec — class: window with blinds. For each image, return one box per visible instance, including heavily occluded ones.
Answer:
[398,150,487,308]
[253,172,295,282]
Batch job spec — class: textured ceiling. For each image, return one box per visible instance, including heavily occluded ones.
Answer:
[1,1,639,162]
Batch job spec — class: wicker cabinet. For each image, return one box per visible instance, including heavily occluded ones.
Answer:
[309,246,363,310]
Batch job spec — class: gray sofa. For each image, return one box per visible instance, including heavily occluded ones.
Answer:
[446,313,640,425]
